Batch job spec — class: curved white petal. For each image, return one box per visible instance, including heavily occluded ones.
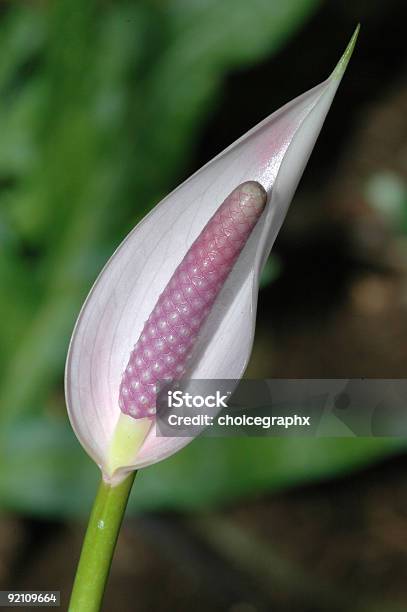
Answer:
[65,31,358,477]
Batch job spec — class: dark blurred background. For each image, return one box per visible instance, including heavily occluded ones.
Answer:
[0,1,406,610]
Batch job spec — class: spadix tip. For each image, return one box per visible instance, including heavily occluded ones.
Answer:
[234,180,268,215]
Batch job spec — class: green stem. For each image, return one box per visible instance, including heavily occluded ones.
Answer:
[69,471,136,612]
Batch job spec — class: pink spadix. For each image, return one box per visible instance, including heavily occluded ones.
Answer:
[119,181,267,419]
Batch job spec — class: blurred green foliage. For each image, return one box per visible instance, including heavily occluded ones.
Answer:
[1,0,400,518]
[0,417,403,517]
[365,171,407,231]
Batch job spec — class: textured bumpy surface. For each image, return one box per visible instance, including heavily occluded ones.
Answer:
[119,181,267,419]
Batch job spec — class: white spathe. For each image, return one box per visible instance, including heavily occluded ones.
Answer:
[65,29,358,482]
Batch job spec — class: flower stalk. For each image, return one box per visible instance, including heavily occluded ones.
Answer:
[69,472,136,612]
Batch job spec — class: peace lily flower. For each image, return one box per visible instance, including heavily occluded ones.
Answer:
[66,29,359,612]
[65,28,359,491]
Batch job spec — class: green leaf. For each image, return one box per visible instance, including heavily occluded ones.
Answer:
[0,416,404,517]
[136,436,404,512]
[0,0,321,425]
[169,0,321,67]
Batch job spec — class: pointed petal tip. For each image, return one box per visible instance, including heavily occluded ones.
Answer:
[332,24,360,80]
